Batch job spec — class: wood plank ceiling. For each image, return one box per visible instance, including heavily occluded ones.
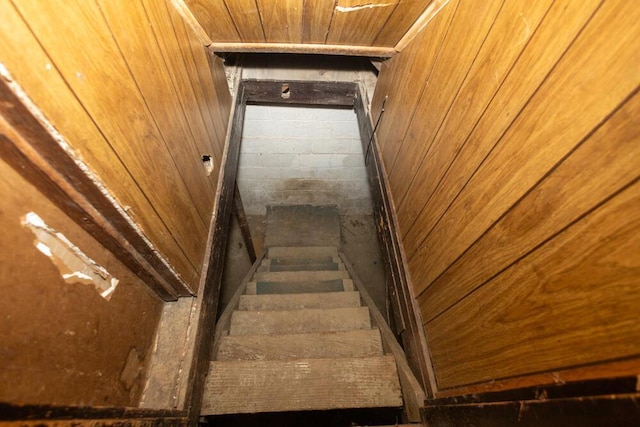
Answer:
[180,0,443,56]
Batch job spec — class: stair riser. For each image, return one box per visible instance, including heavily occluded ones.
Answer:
[238,291,361,310]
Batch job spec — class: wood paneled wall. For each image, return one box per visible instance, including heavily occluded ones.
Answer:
[0,0,231,292]
[372,0,640,392]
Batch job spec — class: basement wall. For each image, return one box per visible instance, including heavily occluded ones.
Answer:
[372,0,640,394]
[0,0,231,292]
[237,105,373,215]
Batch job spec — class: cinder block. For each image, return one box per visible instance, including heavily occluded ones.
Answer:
[316,168,353,180]
[245,105,271,120]
[331,120,361,138]
[351,167,369,180]
[260,153,299,168]
[238,153,263,168]
[290,121,333,139]
[311,139,351,154]
[299,153,333,168]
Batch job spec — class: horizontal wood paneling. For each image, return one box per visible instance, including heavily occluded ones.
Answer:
[184,0,435,48]
[372,0,640,392]
[2,0,231,292]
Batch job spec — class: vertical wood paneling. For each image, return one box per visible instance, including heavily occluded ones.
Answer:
[395,0,554,236]
[326,0,396,45]
[401,0,603,258]
[97,0,214,226]
[429,176,640,388]
[256,0,304,43]
[224,0,266,42]
[184,0,240,41]
[371,0,457,161]
[408,0,640,291]
[420,88,640,323]
[384,0,504,212]
[375,0,640,392]
[4,0,232,291]
[373,0,434,46]
[0,0,197,285]
[301,0,335,43]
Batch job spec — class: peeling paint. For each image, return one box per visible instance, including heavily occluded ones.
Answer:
[335,3,394,13]
[23,212,119,300]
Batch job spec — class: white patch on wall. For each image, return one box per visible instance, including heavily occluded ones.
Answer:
[23,212,119,300]
[237,105,373,215]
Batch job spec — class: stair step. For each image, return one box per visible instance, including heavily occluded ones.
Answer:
[229,307,371,335]
[267,262,344,272]
[239,291,361,310]
[268,246,338,259]
[202,356,402,415]
[253,270,351,282]
[269,256,338,266]
[245,279,354,295]
[216,329,384,360]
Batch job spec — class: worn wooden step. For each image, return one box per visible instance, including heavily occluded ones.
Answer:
[269,256,339,266]
[253,270,351,282]
[216,329,384,361]
[267,262,344,272]
[202,356,402,415]
[228,307,371,335]
[239,291,361,310]
[268,246,338,259]
[245,279,354,295]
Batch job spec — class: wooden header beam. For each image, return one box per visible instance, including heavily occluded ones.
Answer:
[243,80,357,107]
[208,42,396,58]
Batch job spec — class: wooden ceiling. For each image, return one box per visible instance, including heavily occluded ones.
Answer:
[178,0,446,57]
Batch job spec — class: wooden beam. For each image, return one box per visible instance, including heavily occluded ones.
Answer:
[169,0,212,46]
[353,83,437,397]
[340,252,426,423]
[182,80,247,426]
[0,403,186,426]
[0,65,190,301]
[233,183,257,263]
[395,0,452,52]
[208,42,396,57]
[423,377,640,426]
[243,80,358,106]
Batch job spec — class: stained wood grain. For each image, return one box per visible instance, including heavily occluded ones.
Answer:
[253,269,351,282]
[256,0,303,43]
[427,179,640,388]
[374,0,434,47]
[224,0,265,42]
[400,0,603,258]
[385,0,503,209]
[407,0,640,292]
[202,356,402,414]
[372,0,457,175]
[97,0,214,226]
[184,0,239,42]
[395,0,554,237]
[268,246,338,258]
[420,89,640,323]
[326,0,396,46]
[217,330,383,360]
[302,0,335,43]
[228,307,371,335]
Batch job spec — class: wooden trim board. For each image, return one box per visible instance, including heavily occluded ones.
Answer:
[208,43,396,57]
[243,80,358,106]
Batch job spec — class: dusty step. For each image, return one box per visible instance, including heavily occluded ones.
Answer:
[239,291,361,310]
[269,256,339,266]
[216,329,384,360]
[228,307,371,335]
[267,262,344,272]
[253,270,351,282]
[202,356,402,415]
[245,279,354,295]
[268,246,338,259]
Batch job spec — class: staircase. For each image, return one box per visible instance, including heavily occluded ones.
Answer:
[201,245,404,416]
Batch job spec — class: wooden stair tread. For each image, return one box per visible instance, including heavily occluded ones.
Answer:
[270,256,338,265]
[239,291,361,310]
[216,329,384,360]
[245,279,354,295]
[253,270,351,282]
[229,307,371,335]
[268,246,338,258]
[201,356,402,415]
[267,262,343,272]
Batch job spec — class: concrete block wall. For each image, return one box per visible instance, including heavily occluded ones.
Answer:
[237,105,373,215]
